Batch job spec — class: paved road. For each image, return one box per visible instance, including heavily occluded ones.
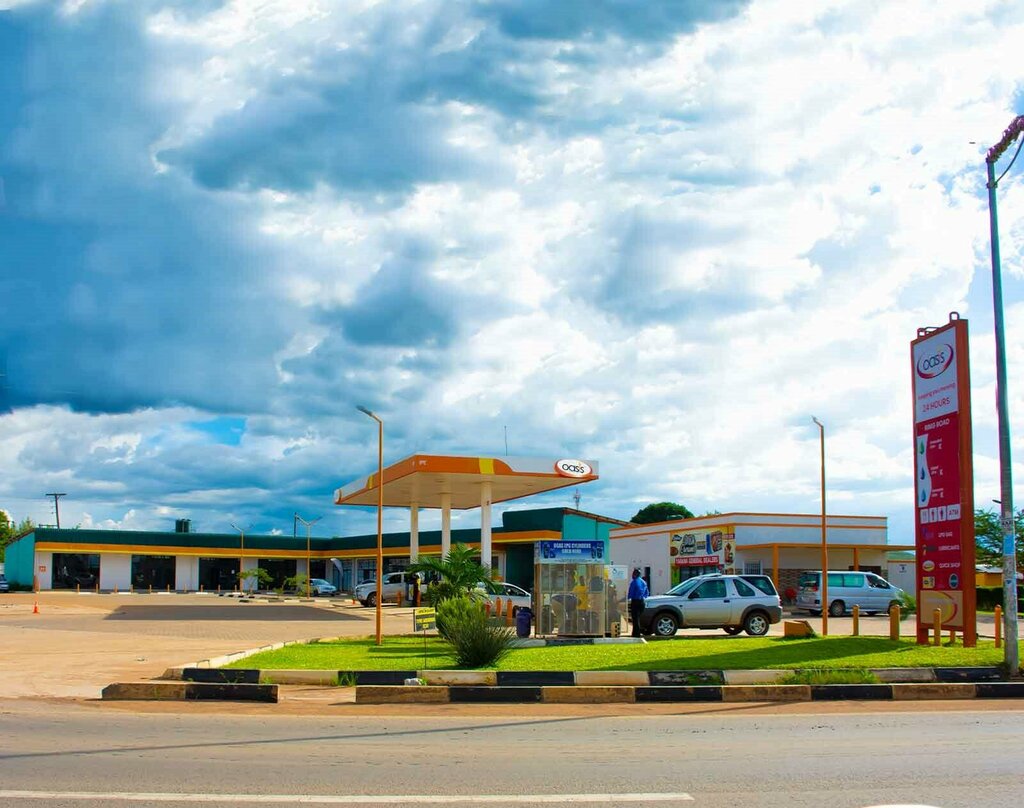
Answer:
[0,701,1021,807]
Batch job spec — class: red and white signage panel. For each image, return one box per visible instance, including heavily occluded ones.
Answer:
[911,316,975,645]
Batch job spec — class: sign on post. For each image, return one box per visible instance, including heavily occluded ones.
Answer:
[536,540,606,564]
[911,314,976,646]
[413,607,436,632]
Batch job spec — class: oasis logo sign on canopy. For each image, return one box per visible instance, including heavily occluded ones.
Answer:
[554,459,592,478]
[915,343,954,379]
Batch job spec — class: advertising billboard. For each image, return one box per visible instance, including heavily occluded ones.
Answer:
[911,315,976,645]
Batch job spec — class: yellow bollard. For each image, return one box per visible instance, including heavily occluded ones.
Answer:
[852,604,860,637]
[889,604,900,641]
[995,605,1003,648]
[506,599,514,626]
[396,591,403,607]
[485,601,492,616]
[95,581,100,594]
[76,583,80,594]
[933,608,941,646]
[114,586,119,595]
[495,597,503,617]
[200,584,204,593]
[218,585,221,594]
[149,585,152,594]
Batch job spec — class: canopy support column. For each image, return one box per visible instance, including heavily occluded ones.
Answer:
[772,544,779,593]
[410,504,419,562]
[480,480,492,570]
[853,547,860,570]
[441,493,452,556]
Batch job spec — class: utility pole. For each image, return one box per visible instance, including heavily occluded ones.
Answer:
[985,114,1024,674]
[46,493,67,528]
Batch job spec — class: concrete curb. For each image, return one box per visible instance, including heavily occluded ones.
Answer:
[102,682,278,702]
[353,681,1024,704]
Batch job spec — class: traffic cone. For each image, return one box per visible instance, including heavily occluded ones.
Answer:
[33,601,39,614]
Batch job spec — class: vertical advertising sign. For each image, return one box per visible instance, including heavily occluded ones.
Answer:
[911,315,976,646]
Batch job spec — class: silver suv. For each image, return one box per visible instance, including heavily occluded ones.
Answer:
[639,574,783,637]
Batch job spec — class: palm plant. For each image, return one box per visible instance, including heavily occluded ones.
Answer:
[409,543,495,606]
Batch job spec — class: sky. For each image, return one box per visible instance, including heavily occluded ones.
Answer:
[1,0,1023,544]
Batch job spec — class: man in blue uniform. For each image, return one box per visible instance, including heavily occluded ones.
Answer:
[627,568,649,638]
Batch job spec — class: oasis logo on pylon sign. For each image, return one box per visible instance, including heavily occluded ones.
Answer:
[555,459,592,478]
[916,343,954,379]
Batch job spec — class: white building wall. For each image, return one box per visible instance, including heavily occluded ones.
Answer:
[34,551,53,590]
[887,559,915,592]
[609,533,671,595]
[240,556,258,592]
[100,554,132,591]
[175,556,199,591]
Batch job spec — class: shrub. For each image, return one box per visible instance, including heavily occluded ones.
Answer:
[436,596,516,668]
[975,585,1024,611]
[898,590,916,617]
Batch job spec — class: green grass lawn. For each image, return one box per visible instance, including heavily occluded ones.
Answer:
[225,635,1022,672]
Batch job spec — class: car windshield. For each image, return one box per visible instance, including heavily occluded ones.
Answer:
[665,578,702,596]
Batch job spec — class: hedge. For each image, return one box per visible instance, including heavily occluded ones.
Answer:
[976,585,1024,611]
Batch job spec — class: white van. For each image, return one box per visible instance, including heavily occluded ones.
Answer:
[795,571,904,617]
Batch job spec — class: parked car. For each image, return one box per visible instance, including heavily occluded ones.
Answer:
[795,571,904,617]
[638,574,783,637]
[308,578,337,596]
[477,581,532,614]
[354,571,422,606]
[0,574,9,592]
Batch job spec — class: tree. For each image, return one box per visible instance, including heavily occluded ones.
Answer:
[630,502,695,524]
[0,509,34,562]
[409,543,495,606]
[238,568,273,593]
[974,508,1024,569]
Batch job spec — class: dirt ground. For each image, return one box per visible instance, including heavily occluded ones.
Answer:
[0,591,414,698]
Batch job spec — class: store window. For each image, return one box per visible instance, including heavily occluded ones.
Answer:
[131,555,175,590]
[51,553,100,590]
[744,561,762,575]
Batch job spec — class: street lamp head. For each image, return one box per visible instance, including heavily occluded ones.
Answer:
[811,416,823,428]
[356,405,374,417]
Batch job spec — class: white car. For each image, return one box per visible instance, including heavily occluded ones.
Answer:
[309,578,337,596]
[478,582,532,614]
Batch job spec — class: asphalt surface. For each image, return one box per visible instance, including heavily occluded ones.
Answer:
[0,700,1021,807]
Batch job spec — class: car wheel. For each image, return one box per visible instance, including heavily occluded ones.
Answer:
[744,611,770,636]
[828,600,845,618]
[653,612,679,637]
[888,600,901,615]
[723,626,743,636]
[367,592,377,607]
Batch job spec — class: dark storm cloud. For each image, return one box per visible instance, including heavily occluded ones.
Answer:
[0,3,292,415]
[483,0,750,43]
[593,206,753,324]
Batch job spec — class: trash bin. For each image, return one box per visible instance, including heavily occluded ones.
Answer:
[516,607,533,638]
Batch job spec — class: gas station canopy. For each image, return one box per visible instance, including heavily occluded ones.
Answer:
[334,454,599,509]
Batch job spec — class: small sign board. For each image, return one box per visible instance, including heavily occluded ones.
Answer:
[413,607,436,632]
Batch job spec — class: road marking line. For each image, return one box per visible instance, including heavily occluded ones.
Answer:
[0,791,694,804]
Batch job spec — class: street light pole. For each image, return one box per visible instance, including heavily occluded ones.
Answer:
[295,514,321,598]
[230,522,246,593]
[812,417,829,636]
[357,405,384,646]
[985,115,1024,674]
